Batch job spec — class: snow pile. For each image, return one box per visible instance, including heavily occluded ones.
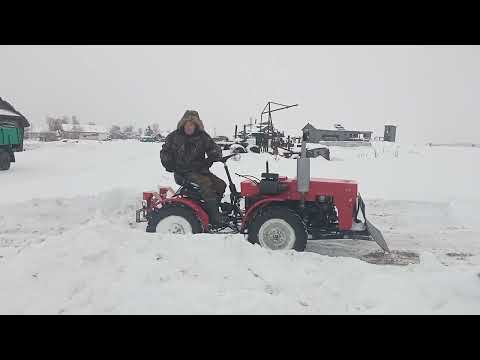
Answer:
[1,190,479,314]
[1,140,480,314]
[325,141,405,161]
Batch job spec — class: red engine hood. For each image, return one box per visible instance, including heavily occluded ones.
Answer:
[240,177,358,231]
[240,177,357,200]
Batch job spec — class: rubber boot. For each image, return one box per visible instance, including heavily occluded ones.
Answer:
[205,200,227,227]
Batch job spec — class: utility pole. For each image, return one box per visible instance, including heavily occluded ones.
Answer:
[248,117,254,133]
[260,101,298,152]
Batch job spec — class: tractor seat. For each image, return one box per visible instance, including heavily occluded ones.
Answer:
[173,173,203,202]
[174,173,201,191]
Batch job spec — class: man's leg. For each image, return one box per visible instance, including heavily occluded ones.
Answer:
[185,172,225,226]
[206,173,227,201]
[184,172,217,201]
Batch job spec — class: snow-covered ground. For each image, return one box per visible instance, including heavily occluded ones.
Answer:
[1,140,479,314]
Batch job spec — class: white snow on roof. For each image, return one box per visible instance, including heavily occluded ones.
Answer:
[0,109,21,117]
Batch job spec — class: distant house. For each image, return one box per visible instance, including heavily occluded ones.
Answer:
[62,124,108,140]
[33,131,60,142]
[23,122,60,142]
[302,123,372,143]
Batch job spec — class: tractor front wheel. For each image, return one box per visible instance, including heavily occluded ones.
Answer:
[248,207,307,251]
[146,205,203,235]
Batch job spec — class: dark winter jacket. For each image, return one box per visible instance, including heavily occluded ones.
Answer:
[160,112,222,174]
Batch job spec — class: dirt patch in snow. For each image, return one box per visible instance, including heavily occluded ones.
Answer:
[361,250,420,266]
[446,252,474,258]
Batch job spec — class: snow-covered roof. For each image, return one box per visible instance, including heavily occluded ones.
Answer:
[62,124,108,133]
[0,98,30,127]
[304,122,372,133]
[0,109,21,117]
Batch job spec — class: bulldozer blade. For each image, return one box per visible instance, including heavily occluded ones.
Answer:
[365,219,390,253]
[357,194,390,253]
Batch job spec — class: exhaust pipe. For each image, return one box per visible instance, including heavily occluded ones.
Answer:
[297,130,310,209]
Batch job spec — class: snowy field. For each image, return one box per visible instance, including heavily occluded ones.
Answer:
[1,140,480,314]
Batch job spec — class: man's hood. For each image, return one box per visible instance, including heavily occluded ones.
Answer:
[177,110,204,132]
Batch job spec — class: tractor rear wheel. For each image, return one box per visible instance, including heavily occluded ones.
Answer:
[0,151,11,171]
[146,205,203,235]
[248,207,307,251]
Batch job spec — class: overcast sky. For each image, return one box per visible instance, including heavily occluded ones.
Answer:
[1,45,479,143]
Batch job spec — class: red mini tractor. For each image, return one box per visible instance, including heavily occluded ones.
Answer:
[136,133,389,252]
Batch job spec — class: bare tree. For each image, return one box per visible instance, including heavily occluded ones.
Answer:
[46,117,54,131]
[144,126,154,137]
[137,128,143,137]
[72,116,80,125]
[71,123,82,139]
[151,123,160,135]
[109,125,123,139]
[46,116,63,132]
[123,125,134,139]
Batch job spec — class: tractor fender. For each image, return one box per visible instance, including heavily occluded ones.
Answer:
[163,197,210,231]
[241,198,285,231]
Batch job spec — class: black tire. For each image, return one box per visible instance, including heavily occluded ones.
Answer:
[0,151,11,171]
[247,206,307,251]
[146,204,203,234]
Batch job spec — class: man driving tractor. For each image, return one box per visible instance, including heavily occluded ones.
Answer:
[138,109,389,253]
[160,110,227,226]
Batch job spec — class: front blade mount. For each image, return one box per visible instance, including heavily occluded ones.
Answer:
[357,195,390,253]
